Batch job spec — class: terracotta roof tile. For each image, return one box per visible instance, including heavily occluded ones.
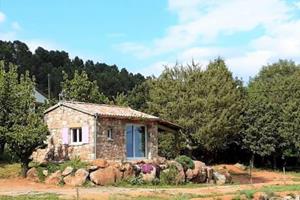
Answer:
[45,101,180,130]
[63,101,159,119]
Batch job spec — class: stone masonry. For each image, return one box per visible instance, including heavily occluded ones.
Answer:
[39,105,159,162]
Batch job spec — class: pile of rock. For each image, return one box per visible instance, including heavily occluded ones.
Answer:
[26,158,232,186]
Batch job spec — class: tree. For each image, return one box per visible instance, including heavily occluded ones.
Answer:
[0,40,146,100]
[242,60,300,168]
[0,63,49,176]
[61,70,109,103]
[0,62,19,155]
[147,59,245,159]
[127,80,151,111]
[113,92,129,106]
[7,113,48,177]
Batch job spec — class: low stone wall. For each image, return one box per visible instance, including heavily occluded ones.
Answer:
[27,158,232,186]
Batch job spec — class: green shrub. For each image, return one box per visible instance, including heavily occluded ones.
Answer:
[160,164,179,185]
[129,176,144,185]
[36,167,46,182]
[60,156,88,171]
[0,147,19,163]
[175,155,194,171]
[240,190,255,200]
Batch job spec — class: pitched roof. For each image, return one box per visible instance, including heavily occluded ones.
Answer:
[44,101,181,131]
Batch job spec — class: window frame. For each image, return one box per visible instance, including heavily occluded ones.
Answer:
[125,124,148,160]
[70,127,83,145]
[107,128,113,141]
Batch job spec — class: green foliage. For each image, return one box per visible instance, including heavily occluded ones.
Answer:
[241,60,300,166]
[240,190,255,200]
[0,62,49,177]
[158,133,179,159]
[147,59,245,156]
[31,156,88,181]
[127,80,151,111]
[160,164,179,185]
[60,156,88,171]
[61,70,109,103]
[175,155,194,171]
[0,194,60,200]
[113,92,129,106]
[129,175,145,185]
[0,40,145,100]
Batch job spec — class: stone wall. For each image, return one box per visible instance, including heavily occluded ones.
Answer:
[44,106,96,161]
[35,106,159,162]
[96,118,159,161]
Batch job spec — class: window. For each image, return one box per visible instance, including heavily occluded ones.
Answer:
[107,128,113,140]
[71,128,82,144]
[126,125,147,159]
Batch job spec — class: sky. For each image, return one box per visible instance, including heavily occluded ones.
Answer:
[1,0,300,82]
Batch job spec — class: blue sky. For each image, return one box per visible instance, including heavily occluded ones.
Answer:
[1,0,300,82]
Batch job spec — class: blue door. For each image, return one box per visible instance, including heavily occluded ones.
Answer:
[126,125,146,159]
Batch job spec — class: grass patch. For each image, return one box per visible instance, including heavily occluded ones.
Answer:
[0,163,21,178]
[109,193,196,200]
[236,184,300,200]
[115,179,211,189]
[0,193,60,200]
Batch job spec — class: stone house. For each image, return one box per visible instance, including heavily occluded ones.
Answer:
[42,101,180,161]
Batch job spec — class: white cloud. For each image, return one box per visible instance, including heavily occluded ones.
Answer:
[0,12,5,23]
[117,0,300,80]
[118,0,292,58]
[227,50,273,81]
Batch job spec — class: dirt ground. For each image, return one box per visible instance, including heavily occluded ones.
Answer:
[0,164,298,200]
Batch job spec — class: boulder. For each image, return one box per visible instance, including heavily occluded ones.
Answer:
[120,162,134,179]
[205,167,214,183]
[234,163,247,170]
[176,169,186,184]
[114,168,122,182]
[159,164,168,170]
[213,171,226,185]
[62,166,73,176]
[63,168,89,186]
[90,166,117,185]
[193,160,205,176]
[167,160,183,172]
[186,169,194,181]
[91,159,108,168]
[26,167,39,182]
[153,156,167,165]
[42,169,48,177]
[45,170,62,185]
[133,164,141,177]
[87,165,99,172]
[224,171,232,184]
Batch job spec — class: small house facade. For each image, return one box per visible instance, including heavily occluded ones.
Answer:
[43,101,180,161]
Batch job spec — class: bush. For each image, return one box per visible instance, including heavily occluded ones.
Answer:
[129,176,144,185]
[160,164,179,185]
[175,155,194,172]
[60,156,88,171]
[0,146,19,163]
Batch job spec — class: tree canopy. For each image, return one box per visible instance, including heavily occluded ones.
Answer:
[0,40,146,100]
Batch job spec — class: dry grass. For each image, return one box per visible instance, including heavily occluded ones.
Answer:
[0,163,20,179]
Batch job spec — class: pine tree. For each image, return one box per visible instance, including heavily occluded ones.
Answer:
[61,70,109,103]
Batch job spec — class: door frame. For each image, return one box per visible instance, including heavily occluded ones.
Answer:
[125,123,148,160]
